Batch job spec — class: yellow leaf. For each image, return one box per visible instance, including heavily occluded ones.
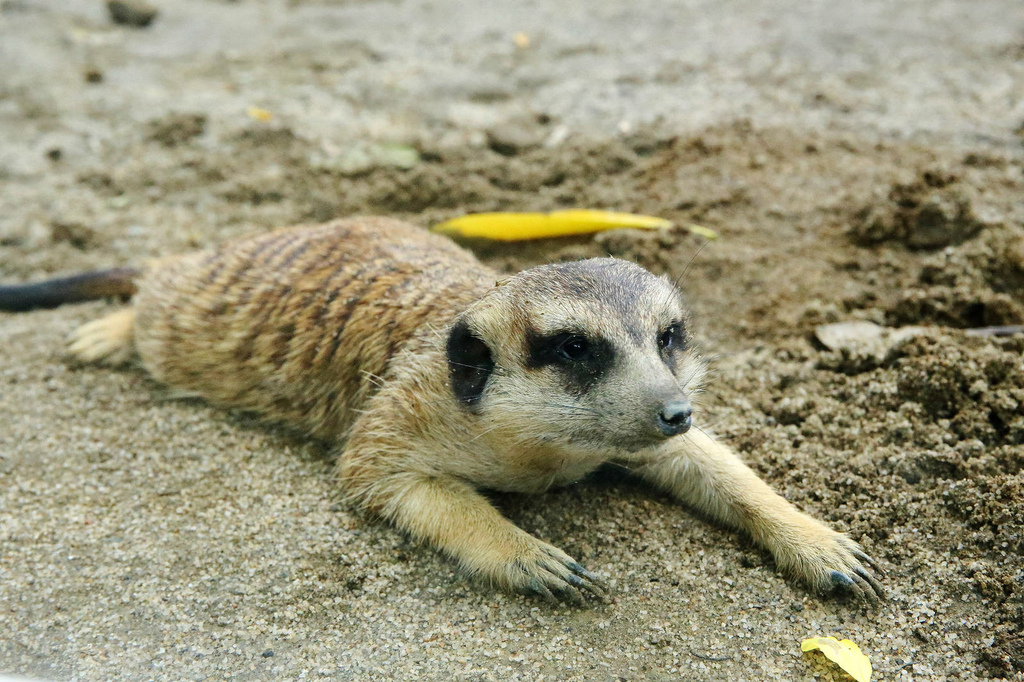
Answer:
[684,223,719,240]
[247,106,274,123]
[431,210,672,241]
[801,636,872,682]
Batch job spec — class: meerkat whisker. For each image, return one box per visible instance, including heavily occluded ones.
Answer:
[674,241,710,289]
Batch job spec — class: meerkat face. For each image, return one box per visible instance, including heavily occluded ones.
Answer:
[446,258,706,458]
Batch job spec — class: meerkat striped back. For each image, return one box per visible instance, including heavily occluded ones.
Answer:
[132,218,492,440]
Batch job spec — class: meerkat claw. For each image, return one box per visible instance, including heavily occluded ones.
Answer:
[567,562,609,590]
[525,578,558,603]
[561,574,591,603]
[852,549,887,577]
[549,582,586,606]
[830,570,868,602]
[562,562,609,600]
[850,573,879,604]
[830,571,854,588]
[565,569,607,601]
[520,571,584,605]
[512,550,608,604]
[801,535,884,602]
[564,572,593,593]
[854,566,886,600]
[830,568,883,603]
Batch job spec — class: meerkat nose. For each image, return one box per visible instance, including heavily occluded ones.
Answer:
[657,400,693,437]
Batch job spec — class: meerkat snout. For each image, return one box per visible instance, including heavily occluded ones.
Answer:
[657,399,692,436]
[637,375,694,439]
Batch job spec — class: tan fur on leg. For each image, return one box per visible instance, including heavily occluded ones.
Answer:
[637,427,884,600]
[340,463,607,602]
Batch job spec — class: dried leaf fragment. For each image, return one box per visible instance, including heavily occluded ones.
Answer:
[247,106,274,123]
[431,210,672,241]
[801,636,872,682]
[685,223,719,240]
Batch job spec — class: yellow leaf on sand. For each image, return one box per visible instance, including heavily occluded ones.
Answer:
[431,210,673,241]
[247,106,274,123]
[801,636,872,682]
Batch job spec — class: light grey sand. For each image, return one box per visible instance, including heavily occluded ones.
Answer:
[2,1,1024,680]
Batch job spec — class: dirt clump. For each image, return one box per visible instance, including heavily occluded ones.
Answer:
[850,167,992,250]
[146,113,208,148]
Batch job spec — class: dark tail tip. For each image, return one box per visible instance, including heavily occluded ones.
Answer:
[0,267,139,312]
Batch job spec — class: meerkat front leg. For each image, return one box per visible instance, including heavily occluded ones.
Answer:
[340,464,607,603]
[636,427,885,601]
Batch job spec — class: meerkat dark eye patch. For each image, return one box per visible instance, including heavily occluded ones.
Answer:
[658,322,686,371]
[446,318,494,412]
[557,335,590,361]
[658,323,685,351]
[525,329,614,395]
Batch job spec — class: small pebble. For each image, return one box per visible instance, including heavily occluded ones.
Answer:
[486,122,546,156]
[107,0,159,28]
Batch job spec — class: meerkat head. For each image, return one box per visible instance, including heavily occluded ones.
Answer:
[446,258,706,457]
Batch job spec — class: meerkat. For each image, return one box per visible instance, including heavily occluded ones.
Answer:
[0,217,884,603]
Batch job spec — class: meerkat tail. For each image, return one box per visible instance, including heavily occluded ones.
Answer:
[0,267,139,312]
[67,308,137,365]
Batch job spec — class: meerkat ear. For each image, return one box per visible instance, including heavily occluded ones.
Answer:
[446,317,495,412]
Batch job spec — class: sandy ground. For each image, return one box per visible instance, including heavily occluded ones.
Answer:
[2,1,1024,680]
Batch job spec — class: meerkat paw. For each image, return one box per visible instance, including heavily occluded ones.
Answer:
[66,308,136,365]
[355,469,609,605]
[484,533,609,605]
[772,522,885,602]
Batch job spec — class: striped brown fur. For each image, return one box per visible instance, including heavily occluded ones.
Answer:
[131,218,489,440]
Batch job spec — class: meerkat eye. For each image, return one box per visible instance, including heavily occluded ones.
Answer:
[658,323,684,351]
[558,335,591,361]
